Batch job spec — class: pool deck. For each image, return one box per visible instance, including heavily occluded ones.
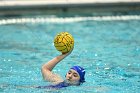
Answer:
[0,0,140,16]
[0,0,140,8]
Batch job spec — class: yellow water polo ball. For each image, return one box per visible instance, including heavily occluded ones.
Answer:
[54,32,74,54]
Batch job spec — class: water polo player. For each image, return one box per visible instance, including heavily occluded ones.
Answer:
[39,49,86,89]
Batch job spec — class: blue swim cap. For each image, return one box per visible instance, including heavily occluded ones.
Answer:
[70,66,85,83]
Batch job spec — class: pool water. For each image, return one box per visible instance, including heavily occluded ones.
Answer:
[0,15,140,93]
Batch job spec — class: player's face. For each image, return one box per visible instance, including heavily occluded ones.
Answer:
[66,69,80,85]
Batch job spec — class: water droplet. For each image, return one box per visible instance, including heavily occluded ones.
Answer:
[8,59,11,61]
[136,48,139,51]
[127,64,131,66]
[104,67,110,70]
[95,54,98,57]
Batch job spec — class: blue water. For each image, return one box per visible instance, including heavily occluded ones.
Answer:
[0,16,140,93]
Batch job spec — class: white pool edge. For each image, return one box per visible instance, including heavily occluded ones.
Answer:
[0,15,140,25]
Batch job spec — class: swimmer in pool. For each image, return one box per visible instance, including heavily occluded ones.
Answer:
[38,48,85,89]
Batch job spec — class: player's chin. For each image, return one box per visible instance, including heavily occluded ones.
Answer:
[69,81,79,85]
[66,79,71,82]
